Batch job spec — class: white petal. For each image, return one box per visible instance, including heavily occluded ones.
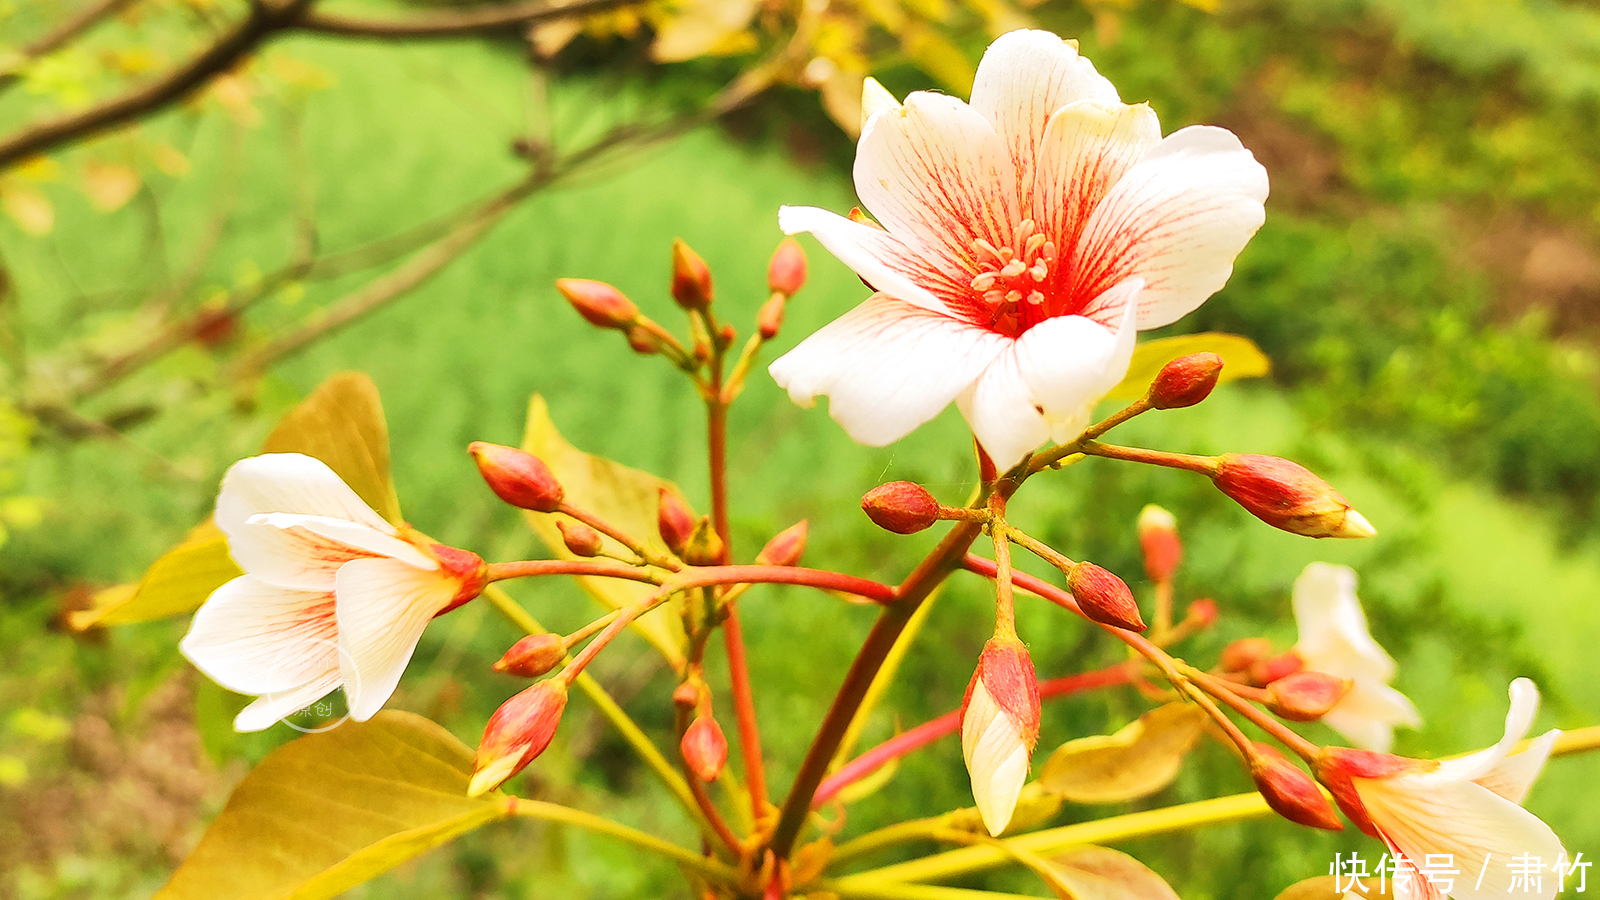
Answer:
[1474,729,1560,805]
[1032,100,1161,259]
[1292,562,1397,683]
[1068,125,1269,330]
[180,575,338,695]
[1322,678,1421,753]
[335,557,461,722]
[962,679,1030,836]
[956,341,1048,473]
[768,294,1007,447]
[215,453,393,537]
[229,513,436,591]
[778,206,953,315]
[1440,678,1542,783]
[860,77,900,130]
[233,670,343,733]
[968,29,1119,193]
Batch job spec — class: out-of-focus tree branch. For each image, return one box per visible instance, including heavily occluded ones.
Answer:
[298,0,638,39]
[0,0,140,93]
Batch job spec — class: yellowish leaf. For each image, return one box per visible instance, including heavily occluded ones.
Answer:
[1274,875,1391,900]
[1047,846,1182,900]
[81,160,141,212]
[1105,333,1271,402]
[520,395,686,668]
[902,26,975,95]
[1038,703,1205,804]
[819,66,867,140]
[156,712,509,900]
[68,521,240,630]
[1,183,53,235]
[261,371,402,525]
[148,143,191,177]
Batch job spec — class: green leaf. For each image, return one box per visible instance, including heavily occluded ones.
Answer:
[262,371,401,524]
[157,712,510,900]
[1105,333,1271,402]
[68,521,241,630]
[1047,846,1183,900]
[520,395,687,668]
[1038,703,1206,804]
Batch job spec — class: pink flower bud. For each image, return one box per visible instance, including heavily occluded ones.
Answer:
[1066,562,1146,632]
[557,520,603,557]
[469,679,568,796]
[681,715,728,782]
[429,543,488,614]
[756,520,808,567]
[1250,650,1305,686]
[494,633,565,678]
[757,293,786,341]
[1251,743,1343,831]
[670,239,713,310]
[767,238,807,296]
[658,488,696,555]
[1185,597,1218,627]
[1264,671,1352,721]
[861,481,940,534]
[960,636,1040,836]
[1220,637,1273,673]
[1136,504,1182,582]
[1212,454,1376,539]
[672,680,702,710]
[625,326,659,355]
[1148,352,1223,410]
[556,278,638,329]
[469,442,564,512]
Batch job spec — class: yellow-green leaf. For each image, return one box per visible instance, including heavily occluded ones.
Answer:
[68,521,240,630]
[1038,703,1206,804]
[1274,876,1391,900]
[520,395,686,668]
[1105,333,1271,402]
[1047,846,1182,900]
[902,25,975,95]
[262,371,401,524]
[157,712,509,900]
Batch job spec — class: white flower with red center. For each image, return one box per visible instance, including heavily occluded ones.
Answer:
[769,29,1269,470]
[1316,678,1564,900]
[1292,562,1421,752]
[180,453,485,731]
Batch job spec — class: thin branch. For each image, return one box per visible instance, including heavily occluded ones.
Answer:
[0,0,140,92]
[298,0,636,39]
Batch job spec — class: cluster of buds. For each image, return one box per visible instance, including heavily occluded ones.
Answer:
[1217,639,1351,721]
[759,239,807,340]
[658,487,724,565]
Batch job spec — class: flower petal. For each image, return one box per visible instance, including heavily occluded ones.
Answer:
[778,205,953,314]
[1436,678,1544,783]
[1475,729,1560,805]
[1032,100,1161,265]
[1292,562,1398,683]
[233,670,344,733]
[179,575,338,695]
[769,294,1007,448]
[956,343,1046,474]
[1323,677,1421,753]
[335,557,462,722]
[1069,124,1269,330]
[229,513,436,590]
[962,679,1031,836]
[215,453,393,537]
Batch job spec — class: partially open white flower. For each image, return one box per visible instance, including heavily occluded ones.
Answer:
[1293,562,1421,752]
[770,29,1268,470]
[960,637,1040,835]
[180,453,484,731]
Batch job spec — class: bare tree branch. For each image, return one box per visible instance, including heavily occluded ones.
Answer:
[298,0,635,39]
[0,0,141,92]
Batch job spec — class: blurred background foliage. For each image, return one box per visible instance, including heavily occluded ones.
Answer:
[1,0,1599,897]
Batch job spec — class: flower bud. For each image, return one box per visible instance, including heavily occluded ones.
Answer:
[468,679,568,796]
[1220,637,1273,673]
[1264,671,1352,721]
[494,633,565,678]
[557,520,603,557]
[556,278,638,329]
[469,441,564,512]
[1136,504,1182,582]
[625,326,659,355]
[755,520,808,567]
[861,481,940,534]
[1066,562,1146,632]
[672,680,702,710]
[681,715,728,782]
[658,488,696,555]
[757,292,786,341]
[1250,650,1305,686]
[1212,454,1376,539]
[430,543,489,614]
[670,239,713,310]
[1148,352,1223,410]
[960,636,1040,836]
[767,238,807,296]
[1184,597,1218,628]
[1250,744,1342,831]
[683,516,725,566]
[718,322,736,346]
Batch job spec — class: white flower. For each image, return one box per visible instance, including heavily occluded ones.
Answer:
[960,637,1040,835]
[1293,562,1421,752]
[769,29,1269,470]
[180,453,484,731]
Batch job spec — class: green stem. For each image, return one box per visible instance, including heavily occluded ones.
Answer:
[506,797,740,884]
[819,880,1046,900]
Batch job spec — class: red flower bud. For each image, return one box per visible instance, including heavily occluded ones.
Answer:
[556,278,638,329]
[1184,597,1218,628]
[1136,504,1182,582]
[469,680,568,796]
[1212,454,1376,539]
[861,481,941,534]
[757,293,786,341]
[1148,352,1223,410]
[1264,671,1352,721]
[670,239,713,310]
[1220,637,1273,673]
[681,715,728,782]
[767,238,807,296]
[1250,650,1305,686]
[1250,744,1343,831]
[1066,562,1146,632]
[625,326,659,355]
[494,633,566,678]
[658,488,696,555]
[672,680,702,710]
[469,441,564,513]
[756,520,808,567]
[557,520,604,557]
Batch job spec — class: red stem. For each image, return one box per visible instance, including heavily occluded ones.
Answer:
[485,559,659,583]
[672,565,897,602]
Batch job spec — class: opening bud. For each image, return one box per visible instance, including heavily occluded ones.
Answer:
[468,680,568,796]
[767,238,807,296]
[1066,562,1146,632]
[469,441,564,512]
[557,520,604,557]
[680,715,728,782]
[862,481,940,534]
[1250,650,1305,686]
[494,633,566,678]
[1264,671,1352,721]
[1250,743,1343,831]
[683,516,725,567]
[961,637,1040,836]
[1136,504,1182,582]
[658,488,696,555]
[556,278,638,330]
[430,543,489,614]
[1220,637,1274,673]
[755,520,808,568]
[1148,352,1223,410]
[757,293,786,341]
[1212,454,1376,539]
[670,239,713,310]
